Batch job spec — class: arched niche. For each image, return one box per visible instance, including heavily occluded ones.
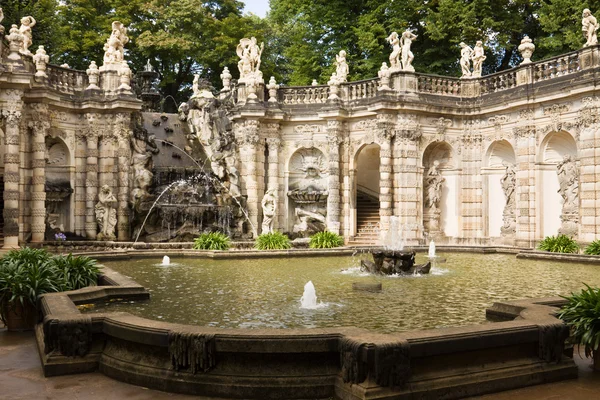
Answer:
[45,137,73,237]
[538,131,578,237]
[354,143,381,198]
[286,147,328,236]
[483,140,517,238]
[422,141,457,238]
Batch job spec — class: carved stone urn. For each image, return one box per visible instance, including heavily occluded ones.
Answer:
[518,36,535,65]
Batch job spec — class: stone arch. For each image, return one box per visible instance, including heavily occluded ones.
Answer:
[483,140,517,238]
[537,130,578,237]
[422,141,457,238]
[349,143,381,242]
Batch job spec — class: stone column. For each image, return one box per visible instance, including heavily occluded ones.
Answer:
[30,119,50,242]
[513,126,537,246]
[74,132,87,236]
[266,136,281,231]
[393,117,422,244]
[341,136,351,240]
[326,120,343,234]
[376,114,396,236]
[2,90,24,248]
[85,115,99,239]
[236,120,260,237]
[116,113,131,241]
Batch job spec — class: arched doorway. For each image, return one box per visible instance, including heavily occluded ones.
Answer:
[483,140,516,238]
[538,131,578,237]
[352,143,380,244]
[45,136,73,239]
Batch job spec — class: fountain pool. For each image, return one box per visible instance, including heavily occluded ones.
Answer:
[88,253,600,333]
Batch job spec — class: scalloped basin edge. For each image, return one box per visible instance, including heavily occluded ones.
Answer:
[35,252,578,400]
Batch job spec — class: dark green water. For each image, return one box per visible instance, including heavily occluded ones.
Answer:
[88,253,600,333]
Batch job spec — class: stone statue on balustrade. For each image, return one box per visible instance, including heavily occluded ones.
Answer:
[500,163,516,236]
[388,30,417,72]
[472,41,486,78]
[400,30,417,72]
[288,151,328,236]
[261,188,278,234]
[237,37,264,83]
[18,16,35,55]
[582,9,599,47]
[95,185,117,241]
[334,50,349,83]
[423,161,444,236]
[459,42,473,78]
[557,155,580,236]
[101,21,129,70]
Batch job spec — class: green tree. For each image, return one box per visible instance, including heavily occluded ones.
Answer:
[1,0,60,56]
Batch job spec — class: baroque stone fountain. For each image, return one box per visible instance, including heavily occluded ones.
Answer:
[360,216,431,275]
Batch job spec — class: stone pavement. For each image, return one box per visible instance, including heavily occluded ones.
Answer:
[1,326,598,400]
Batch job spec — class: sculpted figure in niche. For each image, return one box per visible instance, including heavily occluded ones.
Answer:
[18,16,35,54]
[400,30,417,72]
[387,31,401,70]
[335,50,349,83]
[459,42,473,78]
[261,188,277,234]
[582,9,599,47]
[472,41,486,77]
[501,163,516,210]
[557,155,579,212]
[424,161,444,210]
[95,185,117,241]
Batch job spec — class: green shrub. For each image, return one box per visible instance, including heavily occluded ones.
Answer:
[584,240,600,255]
[558,284,600,359]
[255,232,291,250]
[193,232,231,250]
[0,248,101,325]
[537,235,579,253]
[309,231,344,249]
[49,254,100,291]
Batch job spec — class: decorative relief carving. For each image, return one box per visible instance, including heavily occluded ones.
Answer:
[294,124,324,135]
[354,119,377,132]
[431,117,452,138]
[543,103,571,132]
[557,155,579,236]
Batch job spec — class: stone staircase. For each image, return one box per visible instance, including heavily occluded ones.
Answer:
[348,192,380,246]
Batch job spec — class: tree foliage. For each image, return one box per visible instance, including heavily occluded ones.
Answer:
[5,0,600,101]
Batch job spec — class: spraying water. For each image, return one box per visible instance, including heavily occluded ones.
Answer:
[300,281,318,309]
[162,255,170,266]
[428,240,436,258]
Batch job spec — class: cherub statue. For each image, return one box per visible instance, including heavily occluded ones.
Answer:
[472,40,486,78]
[236,37,264,81]
[387,31,401,70]
[335,50,349,83]
[582,9,599,47]
[400,30,417,71]
[18,16,36,55]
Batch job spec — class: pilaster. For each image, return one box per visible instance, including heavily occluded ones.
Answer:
[85,114,100,239]
[326,120,344,234]
[265,126,282,231]
[29,108,50,243]
[115,113,131,241]
[376,114,396,236]
[513,126,537,246]
[236,120,261,237]
[1,89,24,248]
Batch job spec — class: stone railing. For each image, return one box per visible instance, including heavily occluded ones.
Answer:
[343,78,379,101]
[44,64,88,93]
[532,50,580,82]
[417,75,462,96]
[280,85,329,104]
[480,69,518,94]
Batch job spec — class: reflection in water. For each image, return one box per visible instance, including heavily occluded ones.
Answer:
[89,253,600,333]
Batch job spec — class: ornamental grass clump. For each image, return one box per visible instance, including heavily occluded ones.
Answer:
[255,232,291,250]
[193,232,231,250]
[309,231,344,249]
[584,240,600,255]
[558,284,600,367]
[537,234,579,253]
[0,248,100,329]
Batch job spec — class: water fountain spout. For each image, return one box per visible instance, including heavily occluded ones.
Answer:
[300,281,318,309]
[428,240,436,259]
[162,255,170,266]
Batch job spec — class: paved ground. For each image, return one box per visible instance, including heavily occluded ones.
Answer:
[1,326,598,400]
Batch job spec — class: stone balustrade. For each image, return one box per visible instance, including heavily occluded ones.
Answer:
[343,77,379,101]
[280,85,329,104]
[532,50,580,82]
[45,64,88,93]
[480,69,518,94]
[417,74,462,96]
